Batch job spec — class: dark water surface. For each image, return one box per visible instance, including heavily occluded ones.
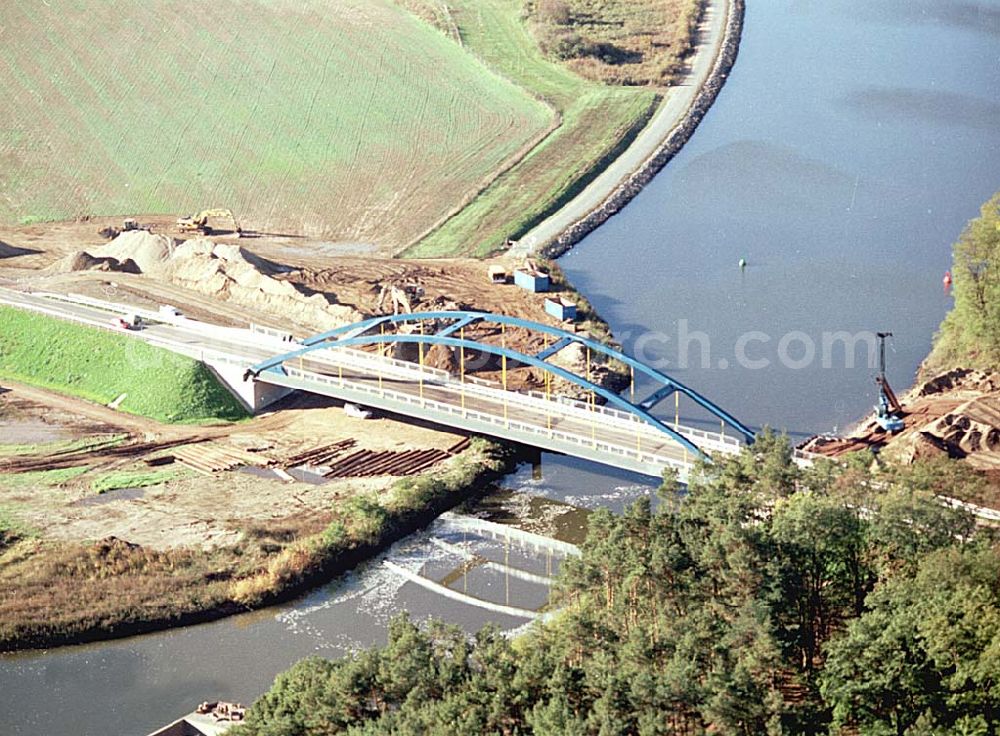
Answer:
[560,0,1000,438]
[4,2,1000,733]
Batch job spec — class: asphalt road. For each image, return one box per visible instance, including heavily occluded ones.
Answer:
[0,288,708,475]
[513,0,730,255]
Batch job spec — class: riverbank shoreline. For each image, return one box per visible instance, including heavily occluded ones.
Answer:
[514,0,744,259]
[0,441,517,653]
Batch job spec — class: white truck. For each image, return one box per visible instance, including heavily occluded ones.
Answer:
[343,403,374,419]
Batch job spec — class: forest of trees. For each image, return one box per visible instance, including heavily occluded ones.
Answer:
[234,433,1000,735]
[930,192,1000,371]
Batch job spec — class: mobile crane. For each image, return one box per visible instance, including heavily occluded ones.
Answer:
[873,331,904,433]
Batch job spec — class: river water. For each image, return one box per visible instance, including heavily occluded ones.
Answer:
[4,1,1000,733]
[562,0,1000,439]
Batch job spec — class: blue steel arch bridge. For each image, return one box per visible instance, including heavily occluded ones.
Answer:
[246,311,754,480]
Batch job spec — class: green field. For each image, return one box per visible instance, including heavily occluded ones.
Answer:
[1,0,665,257]
[0,307,247,423]
[0,0,550,247]
[90,469,181,495]
[404,0,659,257]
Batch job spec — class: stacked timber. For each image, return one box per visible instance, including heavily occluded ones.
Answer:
[172,443,272,475]
[445,437,471,455]
[324,448,451,478]
[283,439,357,468]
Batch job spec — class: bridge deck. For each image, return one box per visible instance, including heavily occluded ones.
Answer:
[0,288,753,479]
[261,359,713,479]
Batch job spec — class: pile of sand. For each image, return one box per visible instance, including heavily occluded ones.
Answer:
[91,230,176,272]
[60,231,363,330]
[423,343,461,373]
[152,238,363,329]
[50,251,141,274]
[883,431,958,465]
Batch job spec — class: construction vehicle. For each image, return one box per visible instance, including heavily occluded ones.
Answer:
[98,218,147,239]
[111,313,142,331]
[873,331,904,433]
[487,265,508,284]
[375,282,424,315]
[176,208,241,236]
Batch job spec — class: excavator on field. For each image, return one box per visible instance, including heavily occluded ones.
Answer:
[176,208,241,236]
[375,282,424,316]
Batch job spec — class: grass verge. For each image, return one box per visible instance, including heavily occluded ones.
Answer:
[403,0,660,257]
[0,434,127,458]
[0,306,248,423]
[0,466,91,491]
[90,469,180,495]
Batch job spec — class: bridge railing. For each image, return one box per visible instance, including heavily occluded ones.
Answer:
[288,345,744,457]
[309,345,453,382]
[278,365,693,476]
[516,388,744,454]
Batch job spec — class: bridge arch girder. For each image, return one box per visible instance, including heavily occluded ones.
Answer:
[255,331,705,458]
[248,311,755,455]
[298,312,754,442]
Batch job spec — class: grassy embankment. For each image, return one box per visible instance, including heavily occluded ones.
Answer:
[0,439,512,651]
[0,0,550,246]
[0,305,247,423]
[404,0,661,257]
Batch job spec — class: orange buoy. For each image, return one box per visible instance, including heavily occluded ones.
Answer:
[943,270,952,291]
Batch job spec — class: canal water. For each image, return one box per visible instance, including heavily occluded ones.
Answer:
[4,1,1000,733]
[562,0,1000,440]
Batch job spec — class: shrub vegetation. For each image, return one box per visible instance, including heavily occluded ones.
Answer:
[526,0,705,85]
[928,192,1000,372]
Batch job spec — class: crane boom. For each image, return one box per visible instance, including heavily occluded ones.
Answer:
[873,331,904,431]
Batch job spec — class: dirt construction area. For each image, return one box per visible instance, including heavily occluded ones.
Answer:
[0,217,623,393]
[0,381,467,551]
[803,367,1000,506]
[0,217,621,554]
[0,217,578,329]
